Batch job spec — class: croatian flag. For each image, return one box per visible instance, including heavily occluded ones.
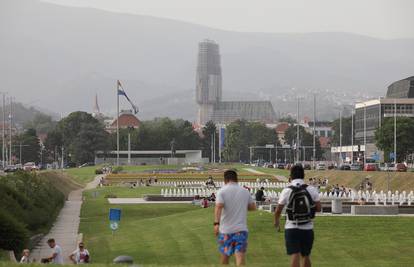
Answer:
[117,80,139,114]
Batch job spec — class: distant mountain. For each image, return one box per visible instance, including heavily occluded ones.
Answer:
[1,0,413,121]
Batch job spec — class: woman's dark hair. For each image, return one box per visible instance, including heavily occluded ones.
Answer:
[224,169,238,182]
[290,164,305,179]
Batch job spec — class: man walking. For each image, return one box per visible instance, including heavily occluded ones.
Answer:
[214,169,256,266]
[274,165,321,267]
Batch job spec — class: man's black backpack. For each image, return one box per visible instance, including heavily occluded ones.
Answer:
[286,184,316,224]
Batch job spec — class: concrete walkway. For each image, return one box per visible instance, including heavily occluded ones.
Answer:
[31,175,101,263]
[244,168,288,182]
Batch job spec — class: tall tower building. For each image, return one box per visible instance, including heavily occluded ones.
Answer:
[195,39,276,126]
[196,39,222,125]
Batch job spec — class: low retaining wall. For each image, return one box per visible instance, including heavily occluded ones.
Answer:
[351,205,399,215]
[144,195,194,201]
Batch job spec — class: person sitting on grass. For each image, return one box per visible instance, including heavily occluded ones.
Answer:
[69,242,90,264]
[214,170,256,266]
[274,165,321,267]
[19,249,31,263]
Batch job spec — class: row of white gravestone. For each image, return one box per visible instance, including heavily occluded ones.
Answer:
[357,190,414,205]
[161,188,217,197]
[157,181,289,189]
[160,188,414,206]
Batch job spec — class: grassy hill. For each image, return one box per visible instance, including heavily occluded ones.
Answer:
[305,170,414,191]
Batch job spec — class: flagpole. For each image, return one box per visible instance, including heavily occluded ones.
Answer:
[2,93,5,168]
[116,81,120,166]
[9,97,12,165]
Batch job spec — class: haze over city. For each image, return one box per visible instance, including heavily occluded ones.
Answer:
[2,1,414,267]
[1,0,414,120]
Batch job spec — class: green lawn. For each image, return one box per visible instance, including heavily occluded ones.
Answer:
[64,166,99,185]
[78,187,414,267]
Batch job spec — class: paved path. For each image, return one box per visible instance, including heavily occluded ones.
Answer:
[108,198,192,204]
[31,175,102,263]
[244,168,288,182]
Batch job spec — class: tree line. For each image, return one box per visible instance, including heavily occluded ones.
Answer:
[13,110,414,165]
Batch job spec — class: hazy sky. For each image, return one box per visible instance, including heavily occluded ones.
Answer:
[42,0,414,39]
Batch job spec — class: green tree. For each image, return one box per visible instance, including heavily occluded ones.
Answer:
[111,118,202,152]
[284,125,323,161]
[331,116,352,146]
[223,120,279,162]
[16,128,40,164]
[202,121,217,162]
[45,111,109,165]
[279,116,297,124]
[375,117,414,162]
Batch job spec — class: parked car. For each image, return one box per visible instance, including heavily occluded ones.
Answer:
[339,164,351,170]
[276,163,286,169]
[350,163,363,171]
[327,164,336,170]
[396,163,407,172]
[364,163,378,171]
[4,165,17,173]
[316,163,326,170]
[304,163,312,170]
[23,162,37,171]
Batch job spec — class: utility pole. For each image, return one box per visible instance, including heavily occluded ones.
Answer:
[127,131,131,165]
[211,133,214,163]
[2,93,5,168]
[9,97,12,165]
[313,94,316,169]
[61,146,64,169]
[296,97,300,163]
[363,104,367,166]
[339,110,342,165]
[15,143,29,164]
[394,99,397,164]
[275,143,278,164]
[213,131,216,163]
[351,110,354,164]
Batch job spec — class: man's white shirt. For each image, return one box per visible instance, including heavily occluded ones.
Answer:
[216,183,254,234]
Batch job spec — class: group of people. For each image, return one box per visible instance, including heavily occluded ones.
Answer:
[330,184,351,196]
[308,177,329,189]
[215,166,321,267]
[359,177,373,191]
[19,239,90,265]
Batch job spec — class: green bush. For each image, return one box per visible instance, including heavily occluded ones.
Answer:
[0,171,65,252]
[95,168,103,175]
[0,208,28,253]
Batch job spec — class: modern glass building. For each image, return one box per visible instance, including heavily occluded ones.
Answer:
[386,76,414,98]
[353,76,414,161]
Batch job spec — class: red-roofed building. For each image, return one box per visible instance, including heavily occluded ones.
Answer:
[318,136,331,149]
[275,122,290,144]
[107,110,141,133]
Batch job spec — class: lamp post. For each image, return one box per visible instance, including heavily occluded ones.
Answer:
[363,103,367,166]
[351,109,354,164]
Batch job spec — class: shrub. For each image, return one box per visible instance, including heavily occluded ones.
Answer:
[0,171,65,251]
[95,169,103,175]
[0,208,28,253]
